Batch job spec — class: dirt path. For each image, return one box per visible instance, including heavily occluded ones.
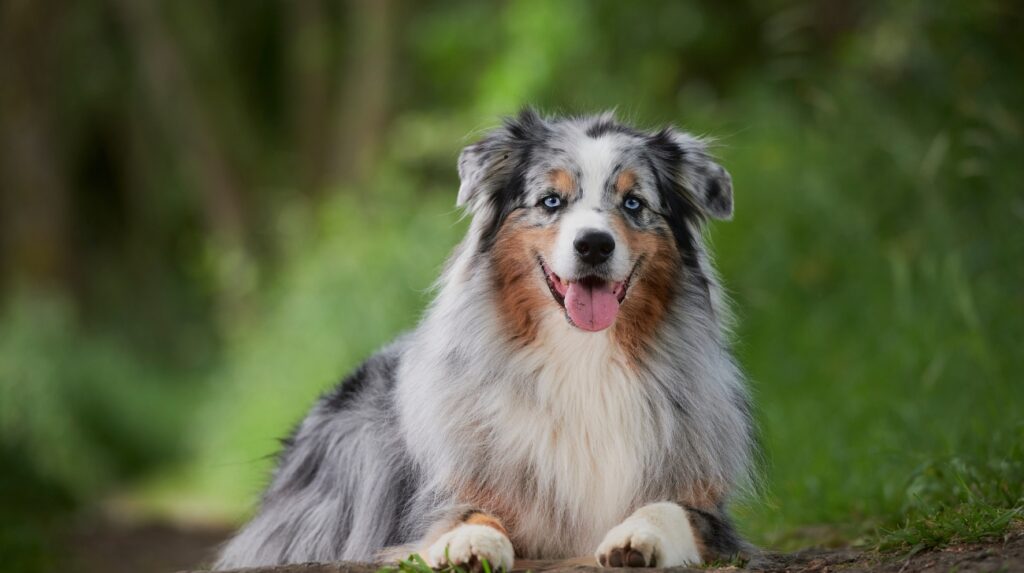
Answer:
[64,519,229,573]
[744,530,1023,572]
[194,529,1024,573]
[60,518,1023,573]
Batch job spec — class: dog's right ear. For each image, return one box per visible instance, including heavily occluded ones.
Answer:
[457,107,549,212]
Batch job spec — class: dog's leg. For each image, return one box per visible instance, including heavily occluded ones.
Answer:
[595,501,741,568]
[421,510,515,572]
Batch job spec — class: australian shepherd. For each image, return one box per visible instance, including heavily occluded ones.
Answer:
[216,109,754,570]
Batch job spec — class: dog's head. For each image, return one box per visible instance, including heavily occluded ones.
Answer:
[457,109,732,345]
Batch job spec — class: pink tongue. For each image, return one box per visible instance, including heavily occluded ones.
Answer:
[564,281,620,332]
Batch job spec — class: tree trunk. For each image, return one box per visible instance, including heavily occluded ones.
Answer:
[108,0,249,255]
[0,0,72,291]
[327,0,396,187]
[289,0,332,197]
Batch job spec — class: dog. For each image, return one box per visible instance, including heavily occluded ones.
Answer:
[215,109,754,570]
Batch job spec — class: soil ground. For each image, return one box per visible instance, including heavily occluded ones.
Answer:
[63,519,230,573]
[201,529,1024,573]
[61,520,1024,573]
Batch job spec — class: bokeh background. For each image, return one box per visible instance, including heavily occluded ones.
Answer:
[1,1,1022,572]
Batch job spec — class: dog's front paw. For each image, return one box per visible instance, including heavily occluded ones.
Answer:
[425,524,514,572]
[595,502,701,568]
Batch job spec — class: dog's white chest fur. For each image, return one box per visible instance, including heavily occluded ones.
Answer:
[398,286,678,558]
[487,317,659,556]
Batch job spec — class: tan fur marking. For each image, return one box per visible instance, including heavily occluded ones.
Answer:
[692,529,709,562]
[492,212,557,346]
[611,216,680,363]
[458,481,523,552]
[679,481,727,562]
[464,512,510,538]
[400,508,513,565]
[615,169,637,195]
[549,169,576,197]
[680,480,726,511]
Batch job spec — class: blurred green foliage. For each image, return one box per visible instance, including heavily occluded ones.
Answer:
[1,0,1022,570]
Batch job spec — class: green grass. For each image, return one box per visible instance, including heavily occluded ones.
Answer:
[875,437,1024,550]
[378,552,501,573]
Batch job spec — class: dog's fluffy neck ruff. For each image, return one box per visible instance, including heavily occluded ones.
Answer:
[396,230,742,557]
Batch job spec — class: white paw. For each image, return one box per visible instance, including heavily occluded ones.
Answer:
[595,502,701,568]
[425,524,515,571]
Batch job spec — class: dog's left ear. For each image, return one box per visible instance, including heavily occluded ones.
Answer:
[648,128,734,220]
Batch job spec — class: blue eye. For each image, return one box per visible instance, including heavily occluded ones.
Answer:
[541,195,562,210]
[623,196,643,212]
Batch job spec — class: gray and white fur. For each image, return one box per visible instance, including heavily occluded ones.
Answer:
[216,109,755,570]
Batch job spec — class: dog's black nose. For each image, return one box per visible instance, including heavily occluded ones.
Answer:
[574,230,615,265]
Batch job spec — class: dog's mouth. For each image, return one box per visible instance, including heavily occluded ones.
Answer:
[540,258,636,332]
